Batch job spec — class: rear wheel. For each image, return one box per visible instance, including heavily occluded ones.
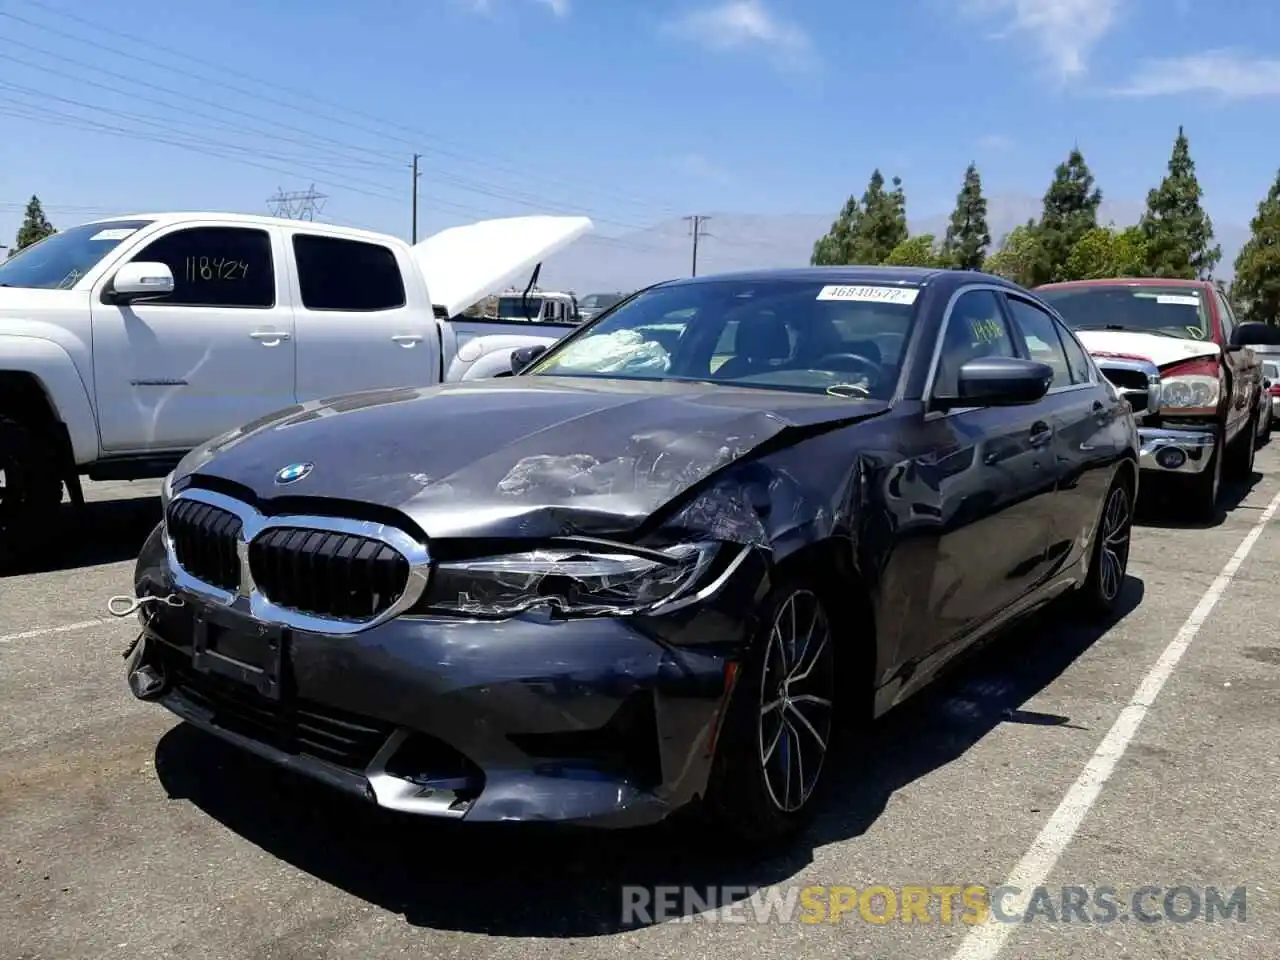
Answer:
[1077,472,1133,618]
[703,580,838,842]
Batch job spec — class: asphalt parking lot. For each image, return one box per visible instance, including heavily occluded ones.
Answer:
[3,457,1278,960]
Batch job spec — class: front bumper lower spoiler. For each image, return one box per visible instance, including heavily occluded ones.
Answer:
[1137,426,1217,475]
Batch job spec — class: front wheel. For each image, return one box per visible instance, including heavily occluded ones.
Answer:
[1226,411,1257,482]
[1180,438,1221,523]
[0,414,65,569]
[703,581,838,842]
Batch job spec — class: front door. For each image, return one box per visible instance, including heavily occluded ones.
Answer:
[920,288,1059,651]
[91,223,297,453]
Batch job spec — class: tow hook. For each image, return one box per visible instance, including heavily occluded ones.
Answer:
[128,661,168,701]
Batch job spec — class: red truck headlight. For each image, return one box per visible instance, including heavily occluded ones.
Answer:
[1160,356,1221,415]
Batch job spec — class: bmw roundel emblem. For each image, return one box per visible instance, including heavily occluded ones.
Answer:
[275,462,313,485]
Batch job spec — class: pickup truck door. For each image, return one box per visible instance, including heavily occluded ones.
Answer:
[90,222,298,453]
[1213,287,1258,442]
[288,229,442,400]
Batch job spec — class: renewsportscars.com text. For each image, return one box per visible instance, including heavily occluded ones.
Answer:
[621,884,1248,925]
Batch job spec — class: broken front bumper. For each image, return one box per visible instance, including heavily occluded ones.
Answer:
[127,523,764,828]
[1137,425,1217,475]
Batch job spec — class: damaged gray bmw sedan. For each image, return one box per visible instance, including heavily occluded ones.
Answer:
[125,266,1139,841]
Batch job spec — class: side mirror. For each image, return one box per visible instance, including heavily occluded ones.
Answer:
[941,357,1054,408]
[510,344,547,374]
[106,261,174,304]
[1231,321,1279,348]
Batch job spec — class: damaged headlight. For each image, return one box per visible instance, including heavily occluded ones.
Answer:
[419,541,722,618]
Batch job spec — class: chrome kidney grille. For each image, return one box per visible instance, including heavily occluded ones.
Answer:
[163,488,430,635]
[166,498,243,592]
[248,527,411,620]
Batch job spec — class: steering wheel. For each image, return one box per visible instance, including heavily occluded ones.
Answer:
[815,352,880,378]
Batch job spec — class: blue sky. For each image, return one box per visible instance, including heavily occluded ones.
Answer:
[2,0,1280,259]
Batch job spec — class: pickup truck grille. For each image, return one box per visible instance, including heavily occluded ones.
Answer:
[166,499,243,592]
[248,527,411,620]
[1095,360,1159,416]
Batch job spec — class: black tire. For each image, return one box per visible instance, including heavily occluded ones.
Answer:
[702,579,839,843]
[0,414,64,568]
[1181,437,1221,523]
[1077,471,1134,619]
[1225,411,1257,482]
[1258,402,1272,445]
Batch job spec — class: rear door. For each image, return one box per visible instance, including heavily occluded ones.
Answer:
[1001,292,1114,575]
[289,230,442,399]
[90,221,297,452]
[918,287,1060,651]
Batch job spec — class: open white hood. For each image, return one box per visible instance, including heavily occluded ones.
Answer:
[1074,329,1220,369]
[411,215,593,318]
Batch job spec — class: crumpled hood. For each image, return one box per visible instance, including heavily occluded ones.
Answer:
[1074,329,1220,369]
[174,377,888,539]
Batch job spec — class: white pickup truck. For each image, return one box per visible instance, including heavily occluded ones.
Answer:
[0,211,591,561]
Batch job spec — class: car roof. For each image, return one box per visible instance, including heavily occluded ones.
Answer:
[655,265,1019,291]
[1036,277,1211,291]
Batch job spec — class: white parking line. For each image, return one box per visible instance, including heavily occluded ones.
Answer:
[0,617,126,645]
[952,486,1280,960]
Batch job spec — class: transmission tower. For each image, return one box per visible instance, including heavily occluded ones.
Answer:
[267,184,328,220]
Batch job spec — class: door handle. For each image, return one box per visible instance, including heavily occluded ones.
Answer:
[1030,421,1052,446]
[1092,400,1108,423]
[391,334,423,346]
[249,330,291,343]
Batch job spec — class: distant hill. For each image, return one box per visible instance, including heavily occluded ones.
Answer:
[538,193,1248,294]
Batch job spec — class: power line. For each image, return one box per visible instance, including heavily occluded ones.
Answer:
[267,185,327,220]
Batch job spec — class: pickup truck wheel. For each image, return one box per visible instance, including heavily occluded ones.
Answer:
[1225,411,1258,482]
[1258,403,1272,445]
[0,414,64,567]
[702,580,838,843]
[1180,437,1221,523]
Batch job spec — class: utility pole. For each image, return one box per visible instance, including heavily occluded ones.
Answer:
[683,215,711,276]
[411,153,422,243]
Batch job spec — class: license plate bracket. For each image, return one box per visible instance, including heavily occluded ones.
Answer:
[191,611,286,701]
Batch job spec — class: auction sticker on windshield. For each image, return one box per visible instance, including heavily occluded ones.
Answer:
[1151,294,1201,306]
[817,285,919,305]
[90,228,138,241]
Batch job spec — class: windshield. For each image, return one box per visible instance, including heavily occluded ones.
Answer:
[525,277,922,399]
[1039,285,1211,341]
[1264,361,1279,380]
[496,295,544,319]
[0,220,154,290]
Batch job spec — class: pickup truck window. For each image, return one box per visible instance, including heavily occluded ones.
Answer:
[0,219,153,290]
[130,226,275,308]
[292,234,406,311]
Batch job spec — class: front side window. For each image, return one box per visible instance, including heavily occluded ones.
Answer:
[1039,284,1211,342]
[932,290,1017,399]
[0,219,154,290]
[1053,316,1093,384]
[1006,296,1072,387]
[130,226,274,307]
[527,279,924,400]
[292,234,405,311]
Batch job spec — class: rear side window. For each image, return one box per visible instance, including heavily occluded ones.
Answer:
[1053,316,1093,384]
[130,226,275,308]
[292,234,406,311]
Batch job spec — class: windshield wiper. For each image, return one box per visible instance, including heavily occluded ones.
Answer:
[1073,323,1180,338]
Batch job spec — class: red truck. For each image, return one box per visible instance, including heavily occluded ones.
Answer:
[1035,277,1269,520]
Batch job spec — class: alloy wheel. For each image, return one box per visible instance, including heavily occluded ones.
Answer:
[757,589,835,813]
[1098,485,1132,602]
